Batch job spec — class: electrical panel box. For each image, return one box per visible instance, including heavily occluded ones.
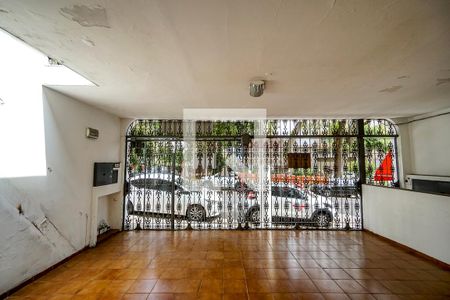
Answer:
[93,162,120,187]
[86,127,99,139]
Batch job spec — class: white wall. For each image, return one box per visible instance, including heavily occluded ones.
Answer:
[397,110,450,178]
[363,184,450,264]
[97,195,110,227]
[0,88,120,294]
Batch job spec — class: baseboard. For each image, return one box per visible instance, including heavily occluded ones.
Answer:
[96,228,120,245]
[0,246,88,299]
[364,229,450,271]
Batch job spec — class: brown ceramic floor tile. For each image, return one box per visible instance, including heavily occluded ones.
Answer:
[8,231,450,300]
[265,268,290,279]
[315,259,341,269]
[426,270,450,281]
[199,279,223,293]
[223,293,248,300]
[246,268,269,279]
[54,280,87,294]
[304,268,331,280]
[223,279,246,294]
[324,269,352,280]
[123,294,150,300]
[247,279,273,293]
[356,280,391,294]
[348,294,377,300]
[139,268,165,279]
[48,295,76,300]
[372,295,403,300]
[77,279,111,295]
[300,293,326,300]
[102,279,135,295]
[71,294,103,300]
[272,293,299,300]
[379,280,418,294]
[248,293,273,300]
[97,291,124,300]
[197,292,223,300]
[147,294,175,300]
[172,279,201,293]
[127,279,157,293]
[312,280,344,293]
[290,279,319,293]
[224,267,246,279]
[201,267,224,279]
[160,268,190,279]
[269,279,296,292]
[335,279,369,294]
[344,269,373,280]
[322,294,351,300]
[285,268,309,280]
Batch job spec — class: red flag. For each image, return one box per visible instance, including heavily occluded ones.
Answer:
[374,151,393,181]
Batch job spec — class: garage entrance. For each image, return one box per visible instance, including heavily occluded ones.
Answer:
[123,119,398,231]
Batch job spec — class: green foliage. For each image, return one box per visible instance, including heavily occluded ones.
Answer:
[292,168,313,176]
[363,120,395,136]
[330,120,346,135]
[211,121,254,136]
[364,138,391,153]
[129,120,162,136]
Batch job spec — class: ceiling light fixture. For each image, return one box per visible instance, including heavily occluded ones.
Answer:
[249,80,265,97]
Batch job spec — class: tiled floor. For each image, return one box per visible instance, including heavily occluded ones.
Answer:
[8,231,450,299]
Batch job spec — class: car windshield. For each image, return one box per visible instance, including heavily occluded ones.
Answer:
[271,186,305,199]
[130,178,184,191]
[309,185,357,197]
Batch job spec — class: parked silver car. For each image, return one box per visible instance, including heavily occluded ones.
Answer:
[126,173,220,221]
[198,184,334,227]
[244,185,334,227]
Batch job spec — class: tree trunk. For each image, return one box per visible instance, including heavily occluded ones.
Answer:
[333,121,346,179]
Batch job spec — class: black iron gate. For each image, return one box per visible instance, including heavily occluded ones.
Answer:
[123,119,398,231]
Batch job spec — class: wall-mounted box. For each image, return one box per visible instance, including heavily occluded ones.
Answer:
[93,162,120,187]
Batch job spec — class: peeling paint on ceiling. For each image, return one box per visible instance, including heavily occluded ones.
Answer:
[397,75,410,79]
[436,78,450,86]
[81,36,95,47]
[59,5,109,28]
[379,86,402,93]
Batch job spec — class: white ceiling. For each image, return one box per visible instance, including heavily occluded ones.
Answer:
[0,0,450,118]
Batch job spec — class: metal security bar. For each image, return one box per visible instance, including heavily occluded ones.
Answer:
[123,119,398,231]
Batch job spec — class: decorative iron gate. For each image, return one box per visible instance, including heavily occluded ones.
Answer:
[123,119,398,231]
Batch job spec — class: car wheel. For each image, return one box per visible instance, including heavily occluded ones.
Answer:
[126,199,134,214]
[246,206,260,224]
[313,212,331,227]
[186,204,206,222]
[322,188,331,197]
